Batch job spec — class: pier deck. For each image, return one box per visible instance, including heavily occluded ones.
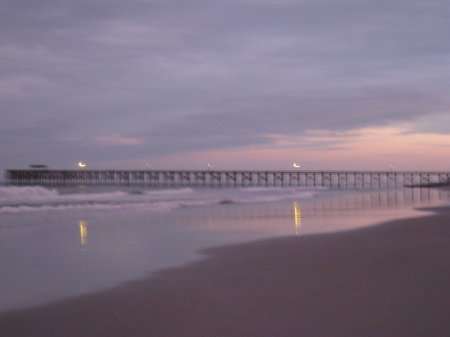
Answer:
[4,169,450,188]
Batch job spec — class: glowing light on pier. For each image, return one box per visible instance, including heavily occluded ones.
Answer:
[78,162,86,168]
[293,163,301,168]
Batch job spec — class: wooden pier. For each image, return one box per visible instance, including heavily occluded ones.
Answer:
[4,169,450,188]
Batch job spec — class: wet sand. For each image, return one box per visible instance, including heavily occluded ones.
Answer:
[1,206,449,337]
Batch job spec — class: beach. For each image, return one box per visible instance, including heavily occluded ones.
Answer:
[1,203,448,337]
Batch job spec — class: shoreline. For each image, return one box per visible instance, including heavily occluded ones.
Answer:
[1,205,449,337]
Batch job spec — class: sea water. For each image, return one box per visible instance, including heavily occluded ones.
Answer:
[0,184,448,312]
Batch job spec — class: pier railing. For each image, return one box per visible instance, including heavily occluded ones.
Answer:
[4,169,450,188]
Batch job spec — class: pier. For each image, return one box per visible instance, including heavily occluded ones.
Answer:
[4,169,450,188]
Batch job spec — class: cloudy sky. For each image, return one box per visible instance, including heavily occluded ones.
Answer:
[1,0,449,171]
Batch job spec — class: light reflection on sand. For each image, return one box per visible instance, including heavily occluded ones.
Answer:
[79,220,88,252]
[169,188,449,235]
[293,201,302,235]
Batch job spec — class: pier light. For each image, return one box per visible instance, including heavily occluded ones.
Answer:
[292,163,301,168]
[78,162,87,168]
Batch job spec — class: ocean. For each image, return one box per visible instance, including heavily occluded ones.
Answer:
[0,184,448,313]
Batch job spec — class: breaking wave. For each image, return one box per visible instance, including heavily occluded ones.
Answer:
[0,185,320,214]
[0,186,59,201]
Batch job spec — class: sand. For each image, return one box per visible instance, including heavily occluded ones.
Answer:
[1,206,449,337]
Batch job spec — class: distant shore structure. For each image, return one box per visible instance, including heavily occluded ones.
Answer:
[3,169,450,188]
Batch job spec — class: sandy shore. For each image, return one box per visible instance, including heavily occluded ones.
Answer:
[1,206,449,337]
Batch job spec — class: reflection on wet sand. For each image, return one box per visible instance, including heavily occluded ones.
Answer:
[293,201,302,235]
[171,188,449,222]
[79,220,88,252]
[78,220,89,294]
[302,188,449,216]
[68,188,448,259]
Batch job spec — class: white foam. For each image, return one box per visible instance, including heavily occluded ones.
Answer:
[0,185,321,214]
[237,190,315,203]
[0,186,59,201]
[0,199,216,214]
[239,186,287,192]
[61,191,128,201]
[144,187,194,195]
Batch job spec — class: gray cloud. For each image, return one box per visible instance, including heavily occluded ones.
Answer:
[1,0,448,168]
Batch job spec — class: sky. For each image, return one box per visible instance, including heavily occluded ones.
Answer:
[1,0,449,171]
